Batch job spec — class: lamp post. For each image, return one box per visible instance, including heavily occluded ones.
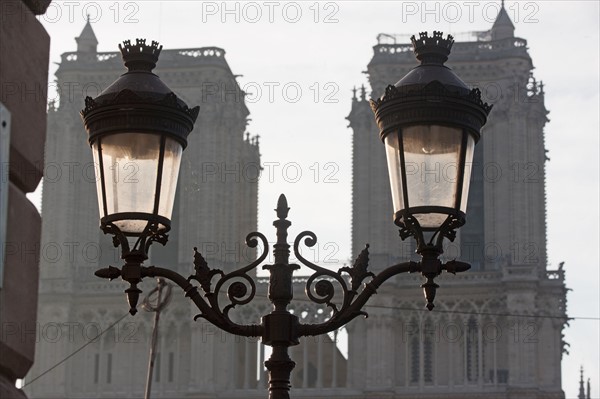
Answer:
[81,33,491,399]
[81,39,199,313]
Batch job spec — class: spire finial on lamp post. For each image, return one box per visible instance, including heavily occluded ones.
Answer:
[410,31,454,64]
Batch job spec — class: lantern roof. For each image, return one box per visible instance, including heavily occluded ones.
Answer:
[392,32,469,95]
[82,39,198,122]
[81,39,199,148]
[370,31,492,142]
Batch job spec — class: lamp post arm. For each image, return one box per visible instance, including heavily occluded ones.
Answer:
[94,194,471,399]
[298,260,420,337]
[142,265,263,337]
[95,229,269,335]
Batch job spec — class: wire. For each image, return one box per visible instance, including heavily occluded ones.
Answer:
[359,303,586,321]
[239,290,590,321]
[20,289,597,388]
[253,293,593,321]
[22,313,129,389]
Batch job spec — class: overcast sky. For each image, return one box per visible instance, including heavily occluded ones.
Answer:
[31,1,599,396]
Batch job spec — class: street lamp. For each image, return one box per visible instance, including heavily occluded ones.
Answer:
[81,32,491,399]
[81,39,199,312]
[370,31,492,309]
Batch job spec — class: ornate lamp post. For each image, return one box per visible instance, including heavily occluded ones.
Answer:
[81,39,199,313]
[370,31,492,309]
[81,33,491,399]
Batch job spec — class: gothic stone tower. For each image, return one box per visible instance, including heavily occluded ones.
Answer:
[27,20,260,398]
[346,6,568,399]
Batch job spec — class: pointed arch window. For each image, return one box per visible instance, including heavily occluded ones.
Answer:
[410,335,420,383]
[93,353,100,384]
[423,320,434,383]
[168,352,175,383]
[466,317,479,382]
[106,353,113,384]
[155,353,161,383]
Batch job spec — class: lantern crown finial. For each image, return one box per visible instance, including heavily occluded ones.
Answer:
[118,38,163,72]
[410,31,454,65]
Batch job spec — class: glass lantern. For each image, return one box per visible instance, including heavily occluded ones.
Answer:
[371,32,492,233]
[81,39,199,237]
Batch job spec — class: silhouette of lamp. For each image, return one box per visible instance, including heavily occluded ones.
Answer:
[81,33,491,399]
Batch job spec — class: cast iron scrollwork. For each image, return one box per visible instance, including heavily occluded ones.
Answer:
[295,231,381,327]
[190,231,269,322]
[100,219,169,258]
[95,194,470,399]
[339,244,375,294]
[95,219,169,315]
[294,231,349,315]
[398,212,464,253]
[396,211,471,310]
[188,248,223,294]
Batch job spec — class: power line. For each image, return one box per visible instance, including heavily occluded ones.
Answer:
[20,292,597,388]
[22,313,129,389]
[250,293,593,321]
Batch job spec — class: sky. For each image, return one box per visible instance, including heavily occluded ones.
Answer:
[27,1,599,397]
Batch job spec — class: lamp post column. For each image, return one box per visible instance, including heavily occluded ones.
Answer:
[262,195,300,399]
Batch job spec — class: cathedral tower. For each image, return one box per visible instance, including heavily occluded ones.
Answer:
[27,21,260,398]
[347,4,568,398]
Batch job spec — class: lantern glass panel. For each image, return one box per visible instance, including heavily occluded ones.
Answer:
[158,137,183,218]
[404,125,462,227]
[384,132,404,213]
[91,145,105,219]
[384,125,465,229]
[91,132,182,234]
[460,135,475,213]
